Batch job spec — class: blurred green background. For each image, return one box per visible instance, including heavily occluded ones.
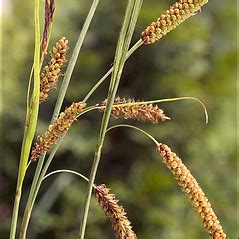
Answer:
[1,0,237,238]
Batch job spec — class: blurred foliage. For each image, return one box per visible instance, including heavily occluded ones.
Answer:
[1,0,237,238]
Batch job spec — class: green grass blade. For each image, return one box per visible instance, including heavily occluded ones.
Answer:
[10,0,41,238]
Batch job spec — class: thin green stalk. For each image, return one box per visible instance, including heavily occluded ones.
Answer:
[43,169,90,184]
[20,34,142,234]
[79,1,143,238]
[51,0,99,121]
[20,107,95,233]
[82,39,143,103]
[19,154,45,239]
[19,146,60,239]
[10,0,40,238]
[107,124,159,146]
[19,2,100,238]
[19,106,92,238]
[29,170,91,239]
[20,18,55,238]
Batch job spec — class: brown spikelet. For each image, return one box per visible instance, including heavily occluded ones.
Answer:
[40,37,69,103]
[157,143,226,238]
[99,97,170,123]
[41,0,55,61]
[94,184,137,239]
[31,102,86,161]
[141,0,208,45]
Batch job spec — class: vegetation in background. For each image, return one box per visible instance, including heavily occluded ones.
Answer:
[1,0,237,238]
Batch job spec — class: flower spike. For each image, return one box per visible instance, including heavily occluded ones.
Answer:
[31,102,86,161]
[95,184,137,239]
[99,97,170,124]
[157,143,226,238]
[141,0,208,45]
[40,37,69,103]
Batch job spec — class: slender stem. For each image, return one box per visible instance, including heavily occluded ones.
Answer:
[43,169,91,185]
[19,105,92,238]
[10,0,40,238]
[79,1,143,238]
[19,36,142,238]
[9,188,21,239]
[19,154,45,239]
[107,124,159,146]
[19,2,100,238]
[82,39,143,103]
[51,0,99,121]
[20,147,59,239]
[15,7,53,237]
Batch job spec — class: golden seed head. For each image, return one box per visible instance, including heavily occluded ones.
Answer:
[31,102,86,161]
[141,0,208,45]
[40,37,69,103]
[95,184,137,239]
[156,143,226,238]
[99,97,170,124]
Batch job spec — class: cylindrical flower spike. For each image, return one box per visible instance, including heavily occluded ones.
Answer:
[99,97,170,124]
[157,143,226,238]
[40,37,69,103]
[95,184,137,239]
[141,0,208,45]
[31,102,86,161]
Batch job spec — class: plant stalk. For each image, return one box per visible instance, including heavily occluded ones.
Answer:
[82,39,143,103]
[78,0,143,238]
[19,1,100,238]
[20,105,94,237]
[19,106,94,238]
[10,0,40,237]
[51,0,100,121]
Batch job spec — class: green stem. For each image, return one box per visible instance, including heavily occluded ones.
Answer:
[19,154,45,239]
[43,169,91,184]
[20,30,142,239]
[51,0,100,121]
[107,124,159,145]
[78,1,143,238]
[19,1,99,238]
[10,0,40,238]
[19,106,92,238]
[19,146,59,239]
[9,188,21,239]
[82,39,143,103]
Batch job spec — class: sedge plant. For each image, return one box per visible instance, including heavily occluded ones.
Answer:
[9,0,227,239]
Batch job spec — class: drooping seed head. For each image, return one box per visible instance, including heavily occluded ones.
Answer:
[95,184,137,239]
[31,102,86,161]
[99,97,170,124]
[157,143,226,238]
[40,37,69,103]
[141,0,208,45]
